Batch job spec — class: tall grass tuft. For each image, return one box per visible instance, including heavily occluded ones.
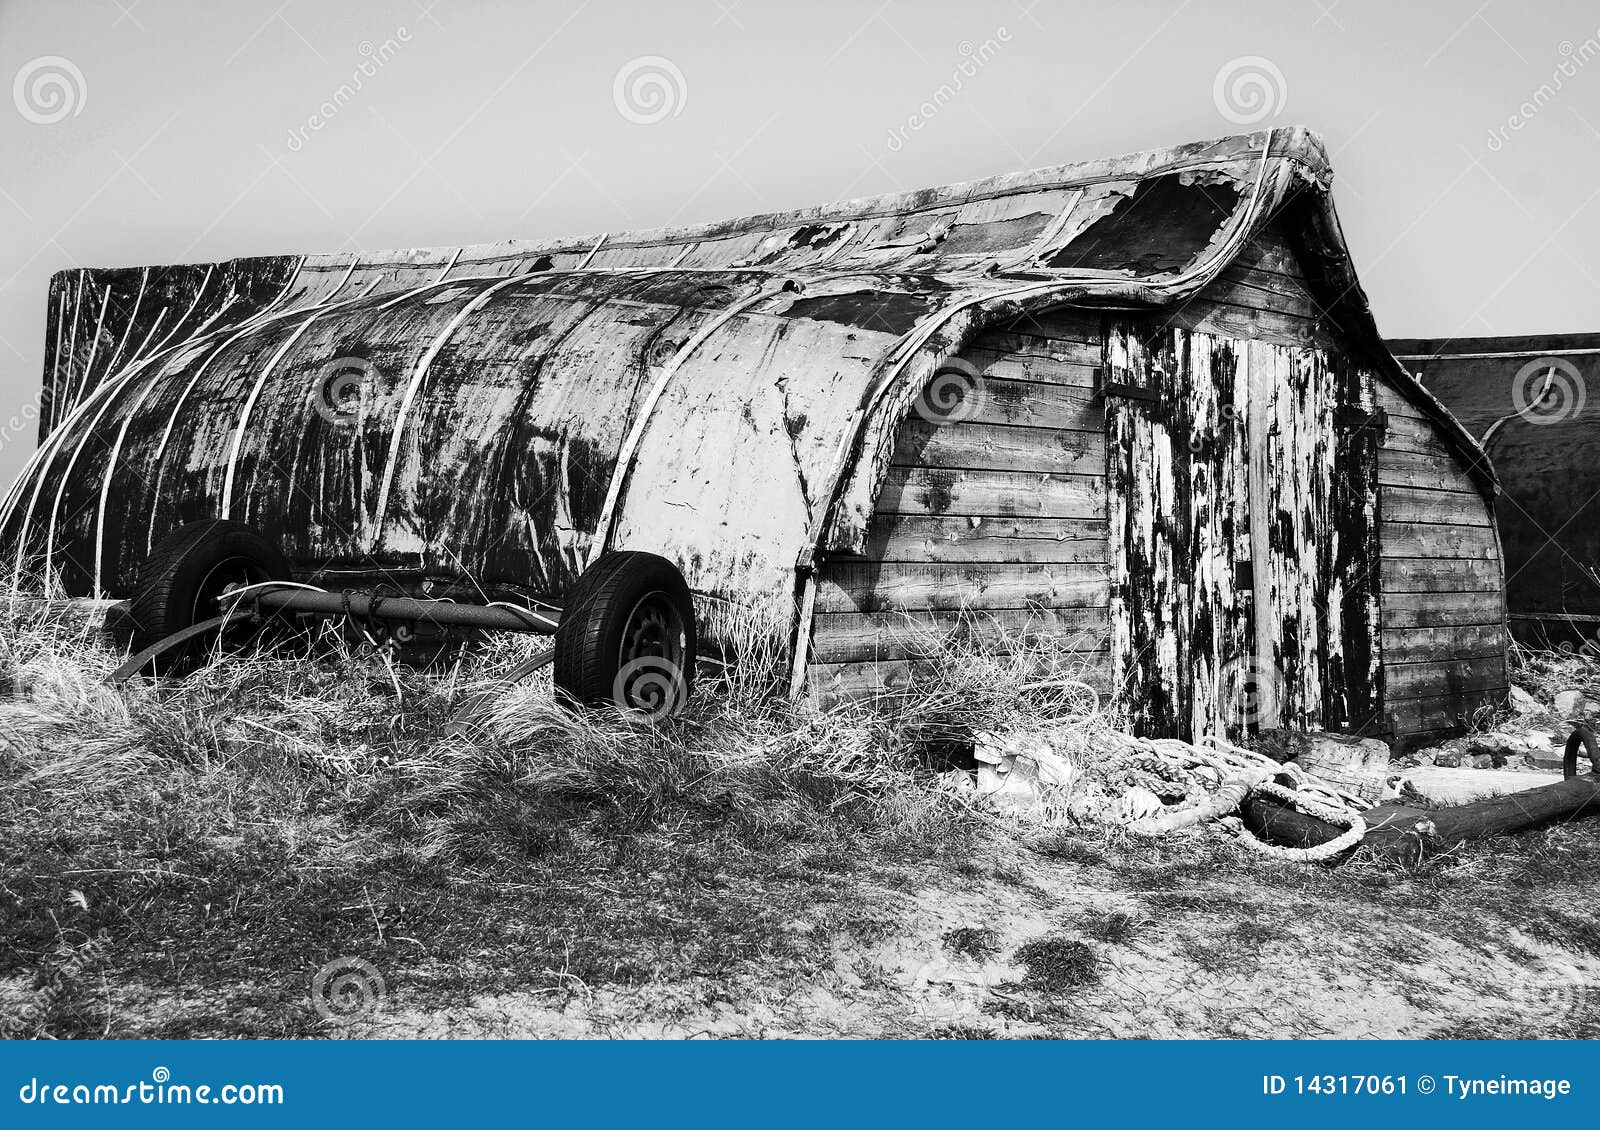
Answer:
[0,593,1121,871]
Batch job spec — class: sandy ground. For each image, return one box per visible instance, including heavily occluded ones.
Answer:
[330,834,1600,1040]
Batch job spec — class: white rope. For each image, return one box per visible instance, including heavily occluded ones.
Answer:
[1234,779,1367,862]
[1110,730,1368,861]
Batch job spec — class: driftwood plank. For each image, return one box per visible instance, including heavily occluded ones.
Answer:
[1203,262,1319,313]
[1163,301,1320,350]
[960,345,1100,387]
[961,377,1102,431]
[1380,591,1507,629]
[1380,623,1506,663]
[1386,688,1509,735]
[860,514,1108,564]
[1380,427,1455,459]
[892,420,1104,475]
[1380,486,1494,527]
[1378,448,1479,492]
[1381,557,1502,592]
[815,561,1110,613]
[875,467,1106,519]
[1379,520,1497,559]
[1384,654,1509,699]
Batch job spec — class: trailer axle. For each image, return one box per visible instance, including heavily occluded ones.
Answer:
[242,585,560,634]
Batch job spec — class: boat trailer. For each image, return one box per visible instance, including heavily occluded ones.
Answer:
[107,519,698,723]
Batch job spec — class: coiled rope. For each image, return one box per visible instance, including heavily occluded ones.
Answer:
[1233,763,1369,862]
[1120,736,1369,861]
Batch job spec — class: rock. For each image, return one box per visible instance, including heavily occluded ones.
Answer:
[939,769,977,795]
[970,730,1078,815]
[1508,685,1540,713]
[1284,732,1392,803]
[1433,748,1463,768]
[1554,689,1586,717]
[1466,752,1496,769]
[1114,786,1165,824]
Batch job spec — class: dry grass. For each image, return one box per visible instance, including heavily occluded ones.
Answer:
[0,594,1105,1037]
[3,602,1599,1039]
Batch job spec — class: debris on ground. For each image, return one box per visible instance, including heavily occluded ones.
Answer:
[1395,767,1568,806]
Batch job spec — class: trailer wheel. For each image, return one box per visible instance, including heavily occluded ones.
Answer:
[554,551,695,720]
[127,519,292,671]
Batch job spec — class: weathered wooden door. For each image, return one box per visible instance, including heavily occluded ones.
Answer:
[1107,323,1380,740]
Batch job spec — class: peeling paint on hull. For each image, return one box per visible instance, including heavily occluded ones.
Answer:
[1,128,1501,739]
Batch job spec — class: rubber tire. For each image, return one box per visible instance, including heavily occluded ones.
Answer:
[554,551,696,714]
[127,519,292,660]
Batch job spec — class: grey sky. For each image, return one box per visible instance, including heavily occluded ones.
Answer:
[3,0,1598,488]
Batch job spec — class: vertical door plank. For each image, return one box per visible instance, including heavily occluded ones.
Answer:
[1245,340,1283,729]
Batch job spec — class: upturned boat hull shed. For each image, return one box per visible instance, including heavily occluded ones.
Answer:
[3,128,1507,745]
[1387,333,1600,650]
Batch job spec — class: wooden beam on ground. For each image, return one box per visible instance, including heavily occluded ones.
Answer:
[1240,773,1600,865]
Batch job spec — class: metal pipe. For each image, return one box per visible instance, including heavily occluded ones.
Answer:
[242,587,560,633]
